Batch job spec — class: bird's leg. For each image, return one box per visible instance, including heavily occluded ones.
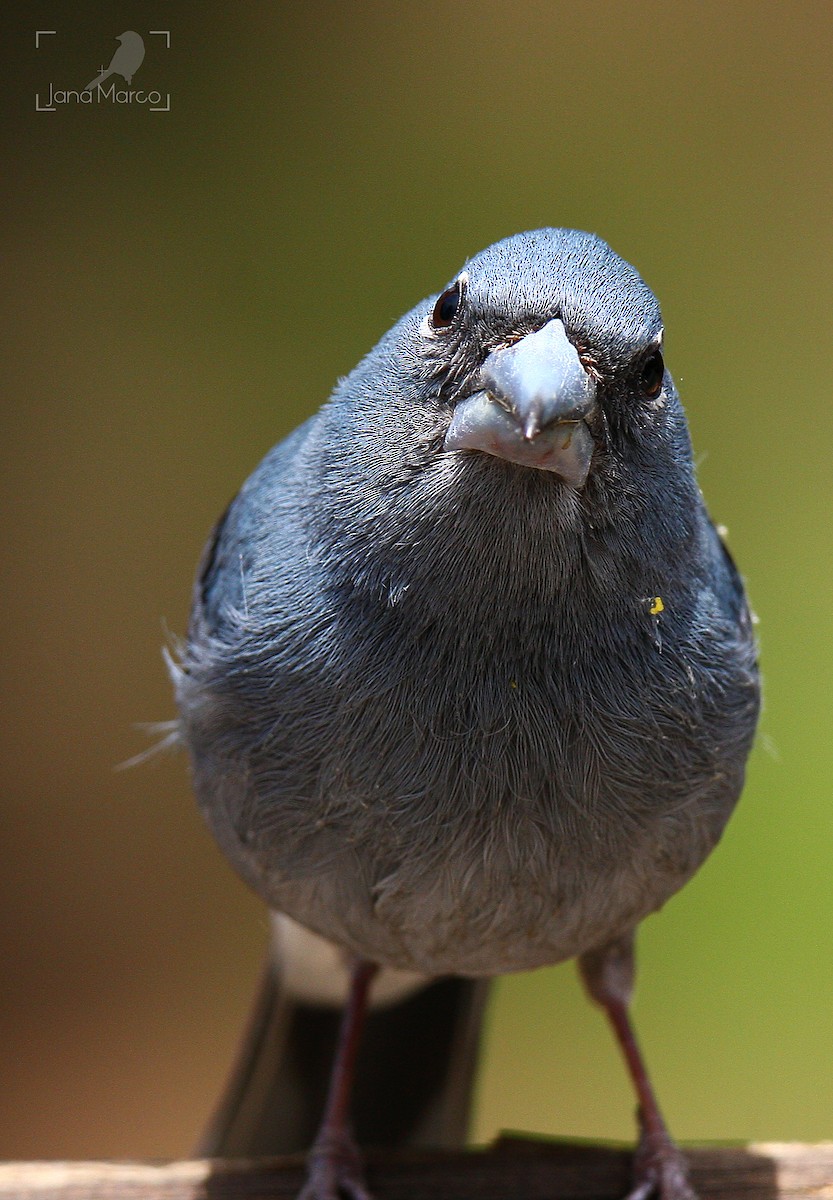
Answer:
[299,958,378,1200]
[578,934,697,1200]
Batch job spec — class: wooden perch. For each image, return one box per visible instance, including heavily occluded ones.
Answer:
[3,1137,833,1199]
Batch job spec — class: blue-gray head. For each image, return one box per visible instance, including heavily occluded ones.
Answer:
[308,229,699,611]
[328,228,689,541]
[421,229,666,488]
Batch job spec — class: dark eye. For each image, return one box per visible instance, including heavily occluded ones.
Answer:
[640,349,665,398]
[431,281,462,330]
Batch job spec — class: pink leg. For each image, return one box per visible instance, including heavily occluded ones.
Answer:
[299,959,378,1200]
[578,935,697,1200]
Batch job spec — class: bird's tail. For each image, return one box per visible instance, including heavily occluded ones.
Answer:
[196,915,489,1156]
[84,69,114,92]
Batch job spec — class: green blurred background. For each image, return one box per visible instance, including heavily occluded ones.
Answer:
[2,1,832,1160]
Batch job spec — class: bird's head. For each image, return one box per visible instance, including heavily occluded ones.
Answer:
[416,229,670,491]
[318,229,700,599]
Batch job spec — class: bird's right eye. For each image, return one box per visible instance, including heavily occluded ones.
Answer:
[431,281,462,330]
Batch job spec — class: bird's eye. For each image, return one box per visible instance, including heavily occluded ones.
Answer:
[640,349,665,399]
[431,281,462,330]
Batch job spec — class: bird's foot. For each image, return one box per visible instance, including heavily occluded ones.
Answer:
[625,1127,697,1200]
[298,1130,372,1200]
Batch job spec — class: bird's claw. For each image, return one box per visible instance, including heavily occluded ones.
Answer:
[625,1127,697,1200]
[297,1131,373,1200]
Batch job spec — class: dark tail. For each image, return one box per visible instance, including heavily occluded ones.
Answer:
[84,69,113,92]
[197,951,488,1157]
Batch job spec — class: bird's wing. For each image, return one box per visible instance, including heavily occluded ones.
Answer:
[189,416,318,644]
[708,515,757,641]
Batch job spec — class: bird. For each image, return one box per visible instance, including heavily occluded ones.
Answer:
[171,228,760,1200]
[83,31,145,92]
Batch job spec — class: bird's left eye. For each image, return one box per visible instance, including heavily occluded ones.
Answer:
[639,349,665,398]
[431,281,463,330]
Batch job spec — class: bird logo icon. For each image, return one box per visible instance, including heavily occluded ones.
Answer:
[83,31,145,92]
